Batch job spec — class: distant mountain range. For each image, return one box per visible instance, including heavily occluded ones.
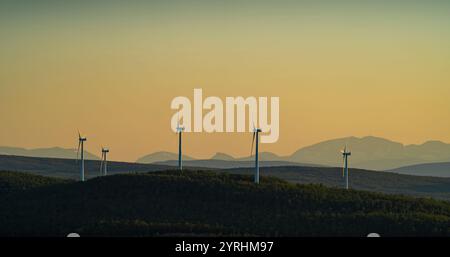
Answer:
[153,160,312,169]
[3,136,450,173]
[136,136,450,171]
[0,146,99,160]
[287,136,450,170]
[138,151,314,169]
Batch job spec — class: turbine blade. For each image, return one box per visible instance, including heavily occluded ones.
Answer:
[342,156,345,177]
[250,132,256,157]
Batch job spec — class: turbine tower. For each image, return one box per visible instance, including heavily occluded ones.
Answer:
[251,127,262,184]
[100,147,109,176]
[77,132,87,182]
[341,146,351,190]
[176,120,185,171]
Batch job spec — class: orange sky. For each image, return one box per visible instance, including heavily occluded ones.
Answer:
[1,2,450,161]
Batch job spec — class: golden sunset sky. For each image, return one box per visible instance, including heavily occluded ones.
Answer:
[1,1,450,161]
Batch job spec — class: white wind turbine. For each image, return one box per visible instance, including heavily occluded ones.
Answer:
[100,147,109,176]
[341,145,351,190]
[250,124,262,184]
[77,131,87,182]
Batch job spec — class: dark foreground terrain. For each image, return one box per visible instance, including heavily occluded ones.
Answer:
[2,155,450,201]
[0,170,449,237]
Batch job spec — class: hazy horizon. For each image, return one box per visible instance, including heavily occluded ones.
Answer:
[1,1,450,162]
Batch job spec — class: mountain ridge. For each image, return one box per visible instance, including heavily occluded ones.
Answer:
[136,136,450,171]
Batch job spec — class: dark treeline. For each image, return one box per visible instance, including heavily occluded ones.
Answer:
[0,170,449,236]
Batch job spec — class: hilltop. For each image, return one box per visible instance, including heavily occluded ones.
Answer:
[1,170,450,236]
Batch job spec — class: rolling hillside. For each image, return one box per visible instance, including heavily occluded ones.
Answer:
[224,166,450,201]
[0,155,171,179]
[2,154,450,201]
[388,162,450,177]
[1,170,450,236]
[0,170,69,194]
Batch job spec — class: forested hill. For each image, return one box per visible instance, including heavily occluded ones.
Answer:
[1,170,450,237]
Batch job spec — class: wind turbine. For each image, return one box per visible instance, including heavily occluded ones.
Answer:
[341,146,351,190]
[77,131,87,182]
[100,147,109,176]
[251,126,262,184]
[176,119,185,171]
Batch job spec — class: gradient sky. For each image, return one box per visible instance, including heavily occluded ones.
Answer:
[1,1,450,161]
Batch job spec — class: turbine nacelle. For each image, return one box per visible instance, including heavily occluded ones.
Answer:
[78,132,87,142]
[77,133,87,161]
[176,126,185,133]
[341,146,351,156]
[341,150,351,156]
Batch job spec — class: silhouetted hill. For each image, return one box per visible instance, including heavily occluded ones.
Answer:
[0,155,171,180]
[211,152,235,161]
[1,170,450,236]
[388,162,450,177]
[238,152,284,161]
[0,146,99,160]
[136,151,194,163]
